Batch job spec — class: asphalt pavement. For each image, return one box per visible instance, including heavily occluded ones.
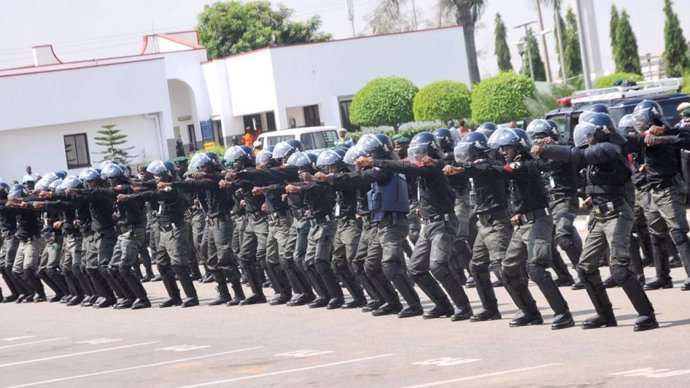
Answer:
[1,217,690,388]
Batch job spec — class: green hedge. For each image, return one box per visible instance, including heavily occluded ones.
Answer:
[413,81,471,122]
[470,71,536,124]
[594,72,643,88]
[349,77,418,129]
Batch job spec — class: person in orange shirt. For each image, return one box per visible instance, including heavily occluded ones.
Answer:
[242,127,257,147]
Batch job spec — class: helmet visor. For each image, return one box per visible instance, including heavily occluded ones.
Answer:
[407,143,429,162]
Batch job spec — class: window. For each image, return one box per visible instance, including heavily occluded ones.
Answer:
[213,120,224,146]
[338,97,359,131]
[187,124,198,152]
[266,111,277,132]
[267,135,294,147]
[64,133,90,169]
[303,105,321,127]
[300,130,337,150]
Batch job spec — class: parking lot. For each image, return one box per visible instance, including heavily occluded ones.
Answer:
[2,218,690,388]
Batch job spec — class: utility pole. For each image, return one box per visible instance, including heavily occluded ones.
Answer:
[575,0,592,89]
[534,1,552,82]
[554,4,567,83]
[347,0,355,37]
[515,21,537,81]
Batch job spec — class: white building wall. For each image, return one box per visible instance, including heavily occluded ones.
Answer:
[0,59,173,133]
[225,49,278,117]
[0,115,160,182]
[269,27,469,129]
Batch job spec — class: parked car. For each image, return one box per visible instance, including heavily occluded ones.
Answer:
[255,126,339,155]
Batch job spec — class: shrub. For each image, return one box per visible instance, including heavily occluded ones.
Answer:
[413,81,471,122]
[470,72,536,124]
[594,72,643,88]
[349,77,418,131]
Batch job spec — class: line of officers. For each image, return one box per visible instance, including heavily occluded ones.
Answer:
[2,99,690,332]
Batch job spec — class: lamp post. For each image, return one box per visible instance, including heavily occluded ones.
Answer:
[515,21,537,81]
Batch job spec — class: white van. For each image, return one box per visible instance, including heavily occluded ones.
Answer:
[255,126,339,154]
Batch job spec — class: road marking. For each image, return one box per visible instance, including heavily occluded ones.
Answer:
[156,345,210,352]
[402,363,562,388]
[413,357,481,367]
[0,341,161,368]
[76,338,122,345]
[1,336,36,342]
[0,338,68,350]
[4,347,263,388]
[176,353,395,388]
[274,350,334,358]
[611,368,690,378]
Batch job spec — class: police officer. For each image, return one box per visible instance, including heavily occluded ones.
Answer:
[0,182,27,302]
[121,160,199,308]
[457,128,574,329]
[7,184,46,303]
[94,163,151,310]
[316,149,368,308]
[630,100,690,291]
[352,134,423,318]
[434,128,473,286]
[364,132,473,321]
[392,135,421,255]
[34,175,70,302]
[446,132,510,321]
[250,146,294,305]
[167,152,245,306]
[526,119,581,287]
[32,178,87,306]
[66,168,119,308]
[222,145,272,305]
[285,152,345,309]
[534,114,659,331]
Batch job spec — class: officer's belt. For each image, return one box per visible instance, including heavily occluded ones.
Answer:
[268,209,290,221]
[337,213,357,221]
[308,214,334,226]
[586,185,624,195]
[516,208,549,224]
[548,191,575,202]
[477,208,509,225]
[593,197,627,217]
[421,213,452,224]
[248,212,267,222]
[159,223,178,232]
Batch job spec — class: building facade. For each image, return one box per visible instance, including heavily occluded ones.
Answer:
[0,27,469,181]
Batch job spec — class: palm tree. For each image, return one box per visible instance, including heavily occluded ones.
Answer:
[443,0,487,84]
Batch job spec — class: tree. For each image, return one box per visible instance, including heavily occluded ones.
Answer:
[609,5,619,56]
[367,0,416,34]
[197,1,331,59]
[614,10,641,74]
[413,81,471,121]
[564,7,582,80]
[470,71,536,124]
[663,0,690,77]
[494,13,512,72]
[349,77,418,132]
[521,29,546,81]
[443,0,487,84]
[93,124,136,165]
[594,72,643,88]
